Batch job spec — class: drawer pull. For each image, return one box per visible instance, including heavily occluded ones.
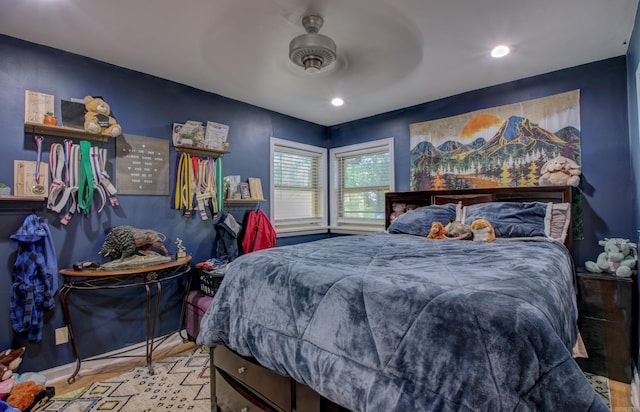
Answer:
[238,366,247,374]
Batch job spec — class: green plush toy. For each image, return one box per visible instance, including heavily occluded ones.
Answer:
[585,238,637,277]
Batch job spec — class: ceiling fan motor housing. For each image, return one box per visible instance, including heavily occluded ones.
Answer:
[289,15,337,73]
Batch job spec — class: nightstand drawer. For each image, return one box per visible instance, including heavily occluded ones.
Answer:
[577,273,633,321]
[215,345,292,411]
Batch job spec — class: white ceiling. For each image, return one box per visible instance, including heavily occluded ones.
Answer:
[1,0,638,126]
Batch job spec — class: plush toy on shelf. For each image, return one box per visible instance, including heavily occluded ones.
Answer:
[585,238,638,277]
[83,95,122,137]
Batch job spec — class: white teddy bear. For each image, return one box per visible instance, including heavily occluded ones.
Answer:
[538,155,581,187]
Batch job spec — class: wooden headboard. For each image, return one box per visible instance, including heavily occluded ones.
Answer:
[385,186,572,249]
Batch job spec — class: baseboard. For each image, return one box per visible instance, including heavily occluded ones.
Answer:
[39,331,193,387]
[631,365,640,409]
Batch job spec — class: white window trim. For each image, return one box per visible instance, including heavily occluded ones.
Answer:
[329,137,395,233]
[270,137,328,237]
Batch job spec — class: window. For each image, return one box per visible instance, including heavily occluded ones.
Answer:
[270,137,327,236]
[330,138,394,232]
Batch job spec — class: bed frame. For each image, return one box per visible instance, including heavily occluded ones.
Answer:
[385,185,572,250]
[209,185,573,412]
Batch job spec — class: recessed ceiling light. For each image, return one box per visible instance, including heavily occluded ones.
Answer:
[491,45,510,58]
[331,97,344,107]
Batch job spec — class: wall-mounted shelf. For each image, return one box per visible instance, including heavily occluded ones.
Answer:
[225,198,266,204]
[24,122,110,142]
[0,195,45,202]
[174,146,229,157]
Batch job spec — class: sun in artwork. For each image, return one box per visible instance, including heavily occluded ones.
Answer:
[460,114,502,141]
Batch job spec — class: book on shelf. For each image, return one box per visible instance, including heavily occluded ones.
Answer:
[248,177,264,200]
[25,90,54,124]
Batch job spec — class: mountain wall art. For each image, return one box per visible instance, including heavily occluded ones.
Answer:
[409,90,581,191]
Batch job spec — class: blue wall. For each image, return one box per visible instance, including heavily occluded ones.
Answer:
[0,32,635,374]
[626,2,640,371]
[0,35,327,372]
[330,57,633,267]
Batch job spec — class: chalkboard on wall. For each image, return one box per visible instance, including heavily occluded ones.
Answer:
[116,134,170,195]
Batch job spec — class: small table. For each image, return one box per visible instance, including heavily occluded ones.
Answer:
[59,255,192,383]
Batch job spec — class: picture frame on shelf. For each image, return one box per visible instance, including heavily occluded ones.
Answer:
[240,183,251,199]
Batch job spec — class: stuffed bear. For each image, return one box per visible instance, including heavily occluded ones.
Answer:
[427,221,447,239]
[83,96,122,137]
[585,238,637,277]
[470,219,495,241]
[538,155,581,187]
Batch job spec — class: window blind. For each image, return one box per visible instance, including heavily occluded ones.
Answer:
[335,148,390,225]
[272,146,324,227]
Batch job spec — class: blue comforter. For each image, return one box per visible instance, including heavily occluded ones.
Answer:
[197,233,608,411]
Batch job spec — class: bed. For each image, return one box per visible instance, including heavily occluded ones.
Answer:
[197,186,608,411]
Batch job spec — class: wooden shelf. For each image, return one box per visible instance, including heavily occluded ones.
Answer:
[25,122,111,142]
[225,199,265,204]
[174,145,229,157]
[0,195,45,202]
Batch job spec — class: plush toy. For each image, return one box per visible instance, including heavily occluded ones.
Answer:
[427,221,447,239]
[389,202,406,223]
[0,348,25,383]
[470,219,495,242]
[5,381,54,412]
[585,238,638,277]
[538,155,581,187]
[83,96,122,137]
[444,221,473,240]
[0,377,15,401]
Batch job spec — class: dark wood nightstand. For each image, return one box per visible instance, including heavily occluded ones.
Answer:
[575,268,637,383]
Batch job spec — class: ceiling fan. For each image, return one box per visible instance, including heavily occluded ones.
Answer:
[289,15,337,73]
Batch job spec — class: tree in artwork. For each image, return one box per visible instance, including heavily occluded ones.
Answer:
[432,170,445,190]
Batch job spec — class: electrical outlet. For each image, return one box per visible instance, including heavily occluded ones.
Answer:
[55,326,69,345]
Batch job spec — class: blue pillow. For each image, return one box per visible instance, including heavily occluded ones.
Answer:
[388,204,458,236]
[462,202,548,238]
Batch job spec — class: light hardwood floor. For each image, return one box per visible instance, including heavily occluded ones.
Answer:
[47,337,197,397]
[47,339,637,411]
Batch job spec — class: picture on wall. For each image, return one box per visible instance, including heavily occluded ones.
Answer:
[409,90,581,191]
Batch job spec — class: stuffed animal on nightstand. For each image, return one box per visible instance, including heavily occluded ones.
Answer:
[585,238,638,277]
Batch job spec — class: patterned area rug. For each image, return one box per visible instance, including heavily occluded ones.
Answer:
[584,372,611,409]
[41,347,211,412]
[40,346,611,411]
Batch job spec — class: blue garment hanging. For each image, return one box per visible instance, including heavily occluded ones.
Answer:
[9,213,58,342]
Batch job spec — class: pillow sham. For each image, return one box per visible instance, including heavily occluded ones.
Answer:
[545,202,571,243]
[388,203,459,236]
[462,201,548,238]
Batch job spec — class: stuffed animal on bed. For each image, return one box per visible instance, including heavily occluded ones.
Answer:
[427,221,447,239]
[444,221,473,240]
[470,219,495,242]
